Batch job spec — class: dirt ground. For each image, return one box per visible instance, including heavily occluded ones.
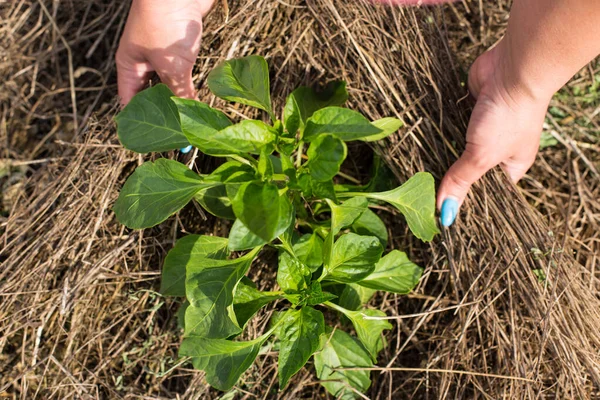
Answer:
[1,0,599,399]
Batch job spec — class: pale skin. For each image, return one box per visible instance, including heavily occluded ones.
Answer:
[116,0,600,226]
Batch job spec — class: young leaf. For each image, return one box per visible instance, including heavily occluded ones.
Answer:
[171,97,232,148]
[115,84,189,153]
[233,278,281,328]
[114,159,217,229]
[179,332,270,391]
[351,208,388,248]
[357,250,422,294]
[329,196,369,236]
[361,172,439,242]
[360,117,403,142]
[185,247,261,338]
[297,173,337,201]
[277,251,311,293]
[328,302,392,362]
[278,307,325,388]
[304,281,337,306]
[182,119,277,156]
[338,283,377,311]
[284,81,348,135]
[293,234,324,272]
[314,329,372,399]
[161,235,229,297]
[207,55,273,117]
[258,147,274,179]
[228,219,268,251]
[232,181,294,242]
[302,107,382,142]
[306,135,347,182]
[325,233,383,283]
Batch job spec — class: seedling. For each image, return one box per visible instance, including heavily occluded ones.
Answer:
[114,55,438,398]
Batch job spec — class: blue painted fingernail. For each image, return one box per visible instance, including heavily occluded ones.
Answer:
[180,145,193,154]
[440,197,459,227]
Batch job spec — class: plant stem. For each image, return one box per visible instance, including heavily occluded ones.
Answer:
[336,171,362,185]
[323,301,348,314]
[295,141,304,168]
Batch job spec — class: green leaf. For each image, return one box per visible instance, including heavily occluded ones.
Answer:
[297,173,337,201]
[171,97,232,150]
[258,147,274,179]
[161,235,229,296]
[360,117,403,142]
[228,219,268,251]
[338,283,376,311]
[278,307,325,388]
[195,162,256,220]
[293,234,324,272]
[362,172,439,242]
[357,250,422,294]
[207,55,273,116]
[233,277,281,328]
[185,247,261,338]
[326,233,383,283]
[183,119,277,156]
[115,84,189,153]
[329,196,369,236]
[306,135,347,182]
[232,181,294,242]
[314,329,372,399]
[351,209,388,247]
[277,251,311,293]
[114,159,216,229]
[177,300,189,330]
[179,331,271,391]
[284,81,348,135]
[332,304,392,362]
[304,281,337,306]
[303,107,382,142]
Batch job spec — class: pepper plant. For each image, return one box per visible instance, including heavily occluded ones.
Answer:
[113,55,438,398]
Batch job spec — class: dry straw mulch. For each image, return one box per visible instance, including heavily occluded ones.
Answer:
[1,0,599,399]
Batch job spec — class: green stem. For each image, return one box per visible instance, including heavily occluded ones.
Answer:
[271,173,289,182]
[323,301,348,315]
[336,191,372,199]
[229,154,256,167]
[336,171,362,185]
[295,141,304,168]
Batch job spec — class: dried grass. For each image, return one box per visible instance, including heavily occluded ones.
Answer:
[1,0,599,399]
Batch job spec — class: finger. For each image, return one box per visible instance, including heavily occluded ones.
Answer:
[437,146,497,226]
[116,50,154,105]
[501,153,536,183]
[153,56,197,100]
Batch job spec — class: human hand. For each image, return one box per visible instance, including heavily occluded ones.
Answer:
[437,40,551,226]
[116,0,214,105]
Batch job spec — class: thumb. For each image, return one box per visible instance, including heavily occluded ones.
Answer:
[437,145,497,227]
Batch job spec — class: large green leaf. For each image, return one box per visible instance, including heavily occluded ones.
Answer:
[161,235,229,297]
[306,135,347,182]
[171,97,232,149]
[233,278,281,328]
[207,55,273,116]
[330,303,392,362]
[277,251,311,293]
[115,84,189,153]
[351,209,388,248]
[325,233,383,283]
[184,247,261,338]
[278,307,325,388]
[360,117,403,142]
[361,172,439,242]
[314,329,372,399]
[232,181,294,242]
[182,119,276,156]
[302,107,382,142]
[228,219,268,251]
[293,234,323,272]
[283,81,348,135]
[357,250,422,294]
[179,331,271,391]
[114,159,216,229]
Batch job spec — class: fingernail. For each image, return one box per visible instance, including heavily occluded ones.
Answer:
[440,197,459,227]
[180,145,193,154]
